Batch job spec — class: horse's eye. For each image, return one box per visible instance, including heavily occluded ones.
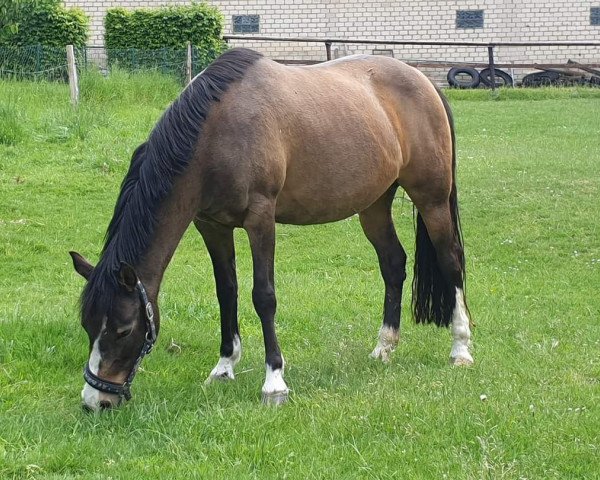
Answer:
[116,327,133,339]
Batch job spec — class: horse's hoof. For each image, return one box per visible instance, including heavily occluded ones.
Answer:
[370,345,393,363]
[370,326,398,363]
[204,371,235,385]
[450,354,474,366]
[262,390,289,406]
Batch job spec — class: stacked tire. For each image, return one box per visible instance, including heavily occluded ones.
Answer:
[447,67,513,88]
[446,67,481,89]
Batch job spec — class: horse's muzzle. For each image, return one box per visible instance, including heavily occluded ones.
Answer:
[81,382,122,412]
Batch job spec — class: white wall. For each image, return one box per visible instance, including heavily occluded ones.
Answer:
[64,0,600,81]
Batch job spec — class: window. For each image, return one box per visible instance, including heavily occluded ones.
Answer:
[456,10,484,29]
[232,15,260,34]
[592,7,600,26]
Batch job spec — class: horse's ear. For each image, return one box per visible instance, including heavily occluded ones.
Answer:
[118,262,138,293]
[69,251,94,280]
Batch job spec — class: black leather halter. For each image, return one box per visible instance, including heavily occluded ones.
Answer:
[83,280,157,401]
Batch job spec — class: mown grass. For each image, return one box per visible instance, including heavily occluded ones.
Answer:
[0,75,599,479]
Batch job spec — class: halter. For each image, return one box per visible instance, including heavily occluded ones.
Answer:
[83,279,157,402]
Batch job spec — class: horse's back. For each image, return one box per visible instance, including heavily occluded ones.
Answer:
[199,53,451,225]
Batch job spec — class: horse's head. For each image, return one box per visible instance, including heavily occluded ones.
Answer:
[70,251,158,412]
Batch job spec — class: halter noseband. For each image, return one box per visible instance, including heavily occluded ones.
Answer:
[83,279,157,401]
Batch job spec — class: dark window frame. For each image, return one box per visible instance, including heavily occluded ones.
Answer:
[456,10,484,29]
[232,15,260,34]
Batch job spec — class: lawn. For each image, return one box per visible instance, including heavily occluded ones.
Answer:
[0,71,599,479]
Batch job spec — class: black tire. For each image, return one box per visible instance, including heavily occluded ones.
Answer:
[589,76,600,87]
[522,71,560,87]
[447,67,481,89]
[479,68,514,87]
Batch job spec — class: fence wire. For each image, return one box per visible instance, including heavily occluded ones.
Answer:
[0,45,76,81]
[0,45,223,82]
[2,42,599,88]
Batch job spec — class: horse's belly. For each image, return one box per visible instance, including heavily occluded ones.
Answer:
[274,169,395,225]
[274,198,367,225]
[272,94,401,224]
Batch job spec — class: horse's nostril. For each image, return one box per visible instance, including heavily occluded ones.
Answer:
[99,400,113,409]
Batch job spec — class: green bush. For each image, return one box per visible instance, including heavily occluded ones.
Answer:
[105,4,223,50]
[0,1,88,80]
[104,3,226,74]
[3,2,88,47]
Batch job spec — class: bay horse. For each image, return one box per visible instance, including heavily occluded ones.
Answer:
[70,48,473,411]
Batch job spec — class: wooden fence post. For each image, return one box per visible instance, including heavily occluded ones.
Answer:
[186,41,192,84]
[66,45,79,105]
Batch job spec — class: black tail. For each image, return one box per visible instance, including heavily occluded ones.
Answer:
[412,88,466,327]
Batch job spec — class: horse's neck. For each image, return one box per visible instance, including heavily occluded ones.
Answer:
[134,169,202,299]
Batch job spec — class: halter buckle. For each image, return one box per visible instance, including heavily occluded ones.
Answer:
[146,302,154,321]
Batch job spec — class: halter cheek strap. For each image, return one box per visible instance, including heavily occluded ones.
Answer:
[83,279,157,402]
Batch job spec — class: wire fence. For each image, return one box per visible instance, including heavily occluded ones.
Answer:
[2,42,599,89]
[224,36,600,88]
[0,45,223,82]
[0,45,74,81]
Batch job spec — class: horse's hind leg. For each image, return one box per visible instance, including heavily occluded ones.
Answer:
[410,200,473,366]
[359,186,407,362]
[194,219,242,383]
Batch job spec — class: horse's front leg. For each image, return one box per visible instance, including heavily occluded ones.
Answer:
[243,201,289,405]
[194,219,241,383]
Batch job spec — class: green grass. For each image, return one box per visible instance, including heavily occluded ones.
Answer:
[445,85,600,101]
[0,77,599,479]
[0,102,27,145]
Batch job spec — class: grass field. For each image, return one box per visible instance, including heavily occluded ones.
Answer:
[1,71,599,479]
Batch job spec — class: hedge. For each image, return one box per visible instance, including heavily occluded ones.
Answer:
[105,4,226,73]
[0,2,88,80]
[2,2,88,47]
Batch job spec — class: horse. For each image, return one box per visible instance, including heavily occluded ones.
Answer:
[70,48,473,411]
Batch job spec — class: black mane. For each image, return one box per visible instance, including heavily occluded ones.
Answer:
[81,48,263,319]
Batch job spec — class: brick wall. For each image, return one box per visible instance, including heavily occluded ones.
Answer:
[65,0,600,81]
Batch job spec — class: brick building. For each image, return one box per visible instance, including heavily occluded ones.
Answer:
[65,1,600,80]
